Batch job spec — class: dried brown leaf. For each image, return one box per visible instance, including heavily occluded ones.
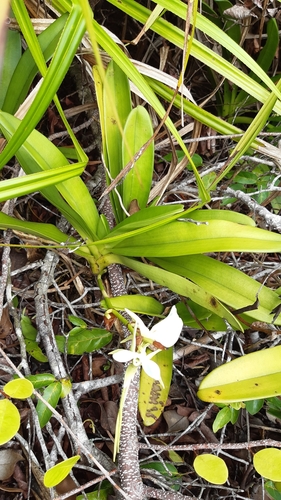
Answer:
[0,450,23,480]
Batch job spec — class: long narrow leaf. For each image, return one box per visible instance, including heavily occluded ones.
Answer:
[0,111,98,241]
[107,254,243,330]
[151,255,281,325]
[0,2,85,167]
[3,13,68,113]
[0,164,85,201]
[108,0,281,114]
[0,212,91,259]
[104,220,281,257]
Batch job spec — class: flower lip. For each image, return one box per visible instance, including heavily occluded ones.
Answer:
[111,347,162,384]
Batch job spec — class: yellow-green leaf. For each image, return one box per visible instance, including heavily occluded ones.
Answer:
[122,105,154,212]
[254,449,281,482]
[60,378,72,398]
[0,399,20,445]
[193,454,228,485]
[197,346,281,403]
[100,295,164,316]
[44,455,80,488]
[139,348,173,426]
[4,379,33,399]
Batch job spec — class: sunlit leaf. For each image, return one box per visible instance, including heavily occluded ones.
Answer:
[193,454,228,484]
[0,399,20,445]
[60,378,72,398]
[44,455,80,488]
[4,379,33,399]
[100,295,164,316]
[122,105,154,212]
[197,346,281,403]
[139,348,173,426]
[254,449,281,481]
[103,59,132,222]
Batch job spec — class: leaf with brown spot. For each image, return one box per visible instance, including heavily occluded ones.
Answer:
[139,348,173,426]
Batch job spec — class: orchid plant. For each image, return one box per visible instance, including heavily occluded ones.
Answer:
[110,306,183,459]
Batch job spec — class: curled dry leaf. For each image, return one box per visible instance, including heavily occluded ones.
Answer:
[163,409,189,432]
[224,5,258,19]
[0,449,23,480]
[0,307,13,339]
[103,400,118,435]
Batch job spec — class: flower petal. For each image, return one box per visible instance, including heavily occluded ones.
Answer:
[111,349,136,363]
[142,357,161,381]
[150,306,183,347]
[124,309,150,337]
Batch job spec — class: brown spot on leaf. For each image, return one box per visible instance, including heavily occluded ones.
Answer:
[210,297,217,307]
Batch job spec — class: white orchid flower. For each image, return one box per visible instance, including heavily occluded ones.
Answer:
[111,346,162,383]
[124,305,183,348]
[111,306,183,383]
[110,306,183,460]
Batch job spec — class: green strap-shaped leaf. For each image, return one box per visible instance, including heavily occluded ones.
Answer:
[0,111,97,241]
[197,346,281,403]
[2,13,68,113]
[109,254,243,330]
[0,162,85,202]
[0,211,91,261]
[108,0,281,114]
[122,106,154,212]
[103,60,132,222]
[100,295,164,316]
[0,27,21,109]
[151,254,281,324]
[106,219,281,257]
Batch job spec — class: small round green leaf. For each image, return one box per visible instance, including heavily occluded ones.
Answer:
[194,454,228,485]
[245,398,264,415]
[44,455,80,487]
[4,379,33,399]
[212,406,231,433]
[0,399,20,445]
[254,448,281,481]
